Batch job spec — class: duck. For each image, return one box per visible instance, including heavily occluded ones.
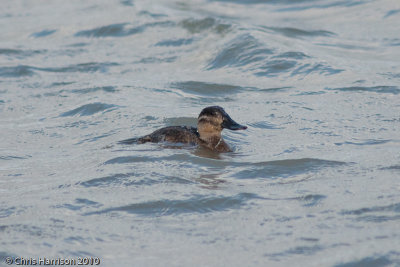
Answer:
[119,106,247,152]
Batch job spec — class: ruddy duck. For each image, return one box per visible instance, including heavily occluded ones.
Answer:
[119,106,247,152]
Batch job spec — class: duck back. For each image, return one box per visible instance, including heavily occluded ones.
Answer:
[119,126,200,145]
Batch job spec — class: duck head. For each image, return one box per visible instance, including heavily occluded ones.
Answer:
[197,106,247,140]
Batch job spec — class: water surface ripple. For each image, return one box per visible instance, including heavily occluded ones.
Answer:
[1,0,400,266]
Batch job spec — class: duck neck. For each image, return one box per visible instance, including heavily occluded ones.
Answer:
[199,133,222,148]
[197,121,224,149]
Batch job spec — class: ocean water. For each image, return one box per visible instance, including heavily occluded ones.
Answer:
[1,0,400,266]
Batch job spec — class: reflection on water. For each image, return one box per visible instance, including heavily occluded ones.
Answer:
[1,0,400,266]
[195,172,227,189]
[192,147,223,160]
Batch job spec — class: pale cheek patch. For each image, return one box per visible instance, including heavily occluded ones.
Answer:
[198,115,222,127]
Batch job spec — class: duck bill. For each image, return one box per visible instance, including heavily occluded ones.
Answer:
[222,117,247,130]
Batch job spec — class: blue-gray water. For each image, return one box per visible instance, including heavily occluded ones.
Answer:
[1,0,400,266]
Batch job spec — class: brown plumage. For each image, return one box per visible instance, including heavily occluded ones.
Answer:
[119,106,247,152]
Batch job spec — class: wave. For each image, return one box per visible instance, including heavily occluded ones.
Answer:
[83,193,260,216]
[60,102,118,117]
[75,21,174,38]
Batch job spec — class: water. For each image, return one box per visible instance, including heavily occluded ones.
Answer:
[1,0,400,266]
